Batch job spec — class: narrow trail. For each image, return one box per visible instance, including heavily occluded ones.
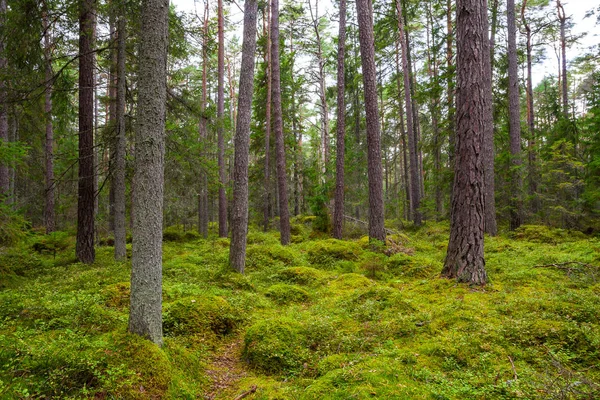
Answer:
[203,337,254,400]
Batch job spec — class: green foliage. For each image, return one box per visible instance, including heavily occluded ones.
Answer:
[163,296,241,337]
[305,239,362,268]
[510,224,587,244]
[275,266,326,286]
[0,204,29,246]
[265,284,310,304]
[163,225,201,242]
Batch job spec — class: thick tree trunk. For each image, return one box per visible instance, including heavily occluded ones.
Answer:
[557,0,568,117]
[521,0,538,213]
[229,0,258,273]
[271,0,291,245]
[263,4,272,232]
[217,0,227,237]
[356,0,386,242]
[483,0,498,236]
[507,0,523,230]
[198,0,209,238]
[43,9,56,233]
[332,0,346,239]
[129,0,169,346]
[113,10,127,260]
[396,0,421,226]
[442,0,488,285]
[76,0,96,264]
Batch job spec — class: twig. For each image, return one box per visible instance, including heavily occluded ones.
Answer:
[508,356,518,380]
[533,261,595,269]
[233,385,257,400]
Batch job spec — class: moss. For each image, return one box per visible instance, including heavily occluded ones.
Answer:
[306,239,362,268]
[245,243,298,270]
[275,266,327,286]
[102,282,130,309]
[265,284,310,304]
[510,224,587,244]
[163,295,241,337]
[329,273,373,290]
[243,318,310,375]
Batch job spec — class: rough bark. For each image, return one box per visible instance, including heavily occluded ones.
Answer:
[507,0,523,230]
[332,0,346,240]
[557,0,568,117]
[271,0,291,245]
[447,0,455,213]
[229,0,258,274]
[483,0,498,236]
[198,0,209,238]
[217,0,227,237]
[396,0,421,226]
[43,8,56,233]
[113,10,127,260]
[356,0,386,243]
[263,4,272,232]
[128,0,169,346]
[76,0,96,264]
[108,2,118,232]
[0,0,8,197]
[521,0,538,212]
[442,0,488,285]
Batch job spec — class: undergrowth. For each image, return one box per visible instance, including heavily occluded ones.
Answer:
[0,222,598,399]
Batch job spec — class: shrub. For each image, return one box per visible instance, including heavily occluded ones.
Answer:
[31,231,72,258]
[163,296,241,337]
[243,318,310,375]
[265,284,310,304]
[162,226,200,242]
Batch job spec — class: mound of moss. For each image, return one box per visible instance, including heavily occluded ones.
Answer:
[265,284,310,304]
[275,266,326,286]
[163,295,241,337]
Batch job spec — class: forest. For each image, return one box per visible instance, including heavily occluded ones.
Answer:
[0,0,599,398]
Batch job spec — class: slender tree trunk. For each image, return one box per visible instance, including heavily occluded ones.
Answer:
[271,0,291,245]
[442,0,489,285]
[113,9,127,260]
[356,0,386,242]
[557,0,568,117]
[108,2,118,233]
[229,0,258,273]
[396,0,421,226]
[332,0,346,239]
[76,0,96,264]
[263,4,272,231]
[0,0,8,198]
[447,0,455,215]
[43,8,56,233]
[483,0,498,236]
[129,0,169,346]
[198,0,209,238]
[395,39,411,221]
[507,0,523,230]
[521,0,538,213]
[217,0,227,237]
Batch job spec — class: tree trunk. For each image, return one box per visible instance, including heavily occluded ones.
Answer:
[442,0,488,285]
[507,0,523,230]
[356,0,386,242]
[108,2,118,233]
[76,0,96,264]
[43,8,56,233]
[557,0,568,117]
[521,0,538,213]
[483,0,498,236]
[447,0,455,215]
[113,9,127,261]
[271,0,291,245]
[396,0,421,226]
[129,0,169,346]
[332,0,346,239]
[198,0,209,238]
[217,0,227,237]
[229,0,258,273]
[0,0,8,198]
[263,4,272,232]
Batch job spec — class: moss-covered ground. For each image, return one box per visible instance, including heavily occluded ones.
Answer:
[1,221,599,399]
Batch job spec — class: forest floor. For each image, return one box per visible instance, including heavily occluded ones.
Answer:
[1,219,599,399]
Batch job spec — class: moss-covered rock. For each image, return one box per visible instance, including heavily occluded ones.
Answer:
[265,284,310,304]
[163,296,241,337]
[243,318,310,375]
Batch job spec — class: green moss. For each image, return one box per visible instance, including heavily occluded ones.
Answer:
[163,295,242,337]
[265,284,310,304]
[510,224,587,244]
[330,273,373,290]
[243,318,310,375]
[246,243,298,270]
[275,266,327,286]
[102,282,130,309]
[306,239,362,268]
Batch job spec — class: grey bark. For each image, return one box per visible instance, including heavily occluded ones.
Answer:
[557,0,568,117]
[332,0,346,240]
[271,0,291,245]
[447,0,455,212]
[108,2,118,232]
[76,0,96,264]
[356,0,386,242]
[198,0,209,238]
[229,0,258,274]
[396,0,421,226]
[114,10,127,260]
[43,8,56,233]
[217,0,227,237]
[128,0,169,346]
[442,0,488,285]
[263,4,272,232]
[0,0,8,197]
[507,0,523,230]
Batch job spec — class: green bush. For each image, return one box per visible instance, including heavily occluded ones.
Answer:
[265,284,310,304]
[163,226,200,242]
[31,231,72,258]
[243,318,310,375]
[163,296,241,337]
